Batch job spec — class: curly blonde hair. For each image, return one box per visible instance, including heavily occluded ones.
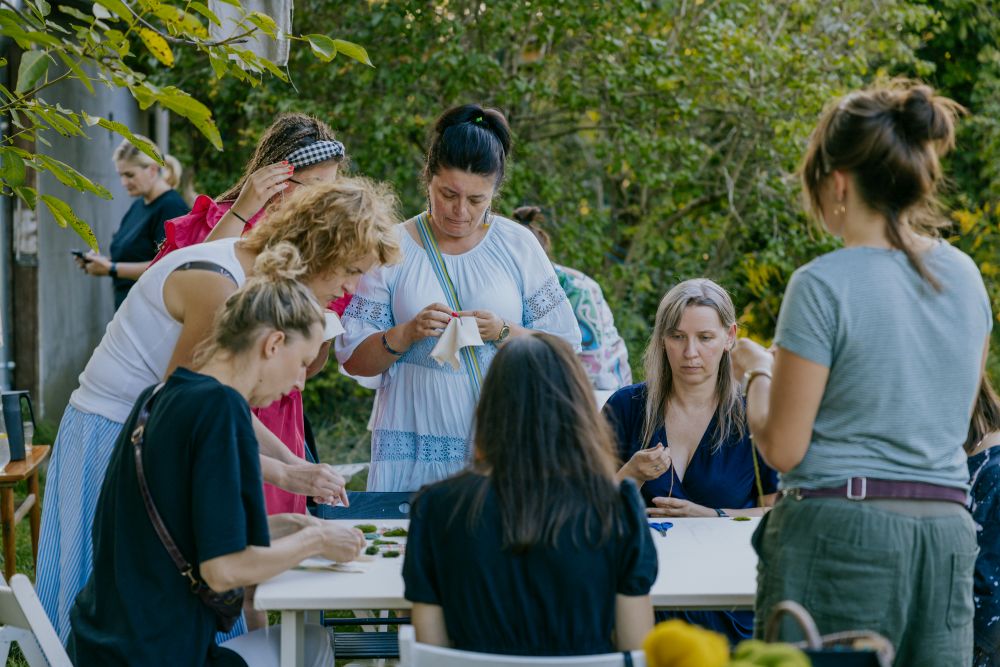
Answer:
[241,176,402,279]
[193,242,324,366]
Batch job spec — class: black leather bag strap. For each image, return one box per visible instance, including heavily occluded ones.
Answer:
[131,384,200,588]
[173,260,238,287]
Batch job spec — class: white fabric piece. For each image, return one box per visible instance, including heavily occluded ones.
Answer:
[220,623,333,667]
[323,311,345,340]
[430,316,483,370]
[209,0,292,67]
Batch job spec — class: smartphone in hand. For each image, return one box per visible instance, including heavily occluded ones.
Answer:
[70,250,91,263]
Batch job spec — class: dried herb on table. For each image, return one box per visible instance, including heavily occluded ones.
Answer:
[354,523,378,533]
[382,551,401,558]
[365,545,379,556]
[382,527,408,537]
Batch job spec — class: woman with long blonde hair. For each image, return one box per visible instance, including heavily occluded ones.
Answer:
[603,278,778,643]
[77,136,189,308]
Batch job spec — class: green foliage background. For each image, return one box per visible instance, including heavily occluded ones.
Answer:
[161,0,1000,462]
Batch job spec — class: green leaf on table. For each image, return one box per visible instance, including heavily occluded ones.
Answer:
[306,34,337,62]
[16,50,50,93]
[41,194,98,249]
[334,39,373,67]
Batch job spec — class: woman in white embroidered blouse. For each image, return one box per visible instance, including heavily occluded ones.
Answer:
[336,104,581,492]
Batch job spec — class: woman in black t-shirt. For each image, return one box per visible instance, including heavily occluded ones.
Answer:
[403,333,657,656]
[77,136,190,309]
[68,244,366,667]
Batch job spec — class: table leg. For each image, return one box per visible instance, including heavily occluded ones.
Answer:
[28,473,40,570]
[280,610,305,667]
[1,487,14,581]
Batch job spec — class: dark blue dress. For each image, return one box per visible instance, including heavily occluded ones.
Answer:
[602,382,779,644]
[969,447,1000,667]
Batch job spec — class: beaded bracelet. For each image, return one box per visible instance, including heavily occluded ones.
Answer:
[381,332,404,356]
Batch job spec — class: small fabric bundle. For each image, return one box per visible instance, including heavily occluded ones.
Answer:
[324,311,346,341]
[430,317,484,370]
[285,140,345,169]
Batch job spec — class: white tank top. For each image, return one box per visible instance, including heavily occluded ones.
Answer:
[70,238,246,423]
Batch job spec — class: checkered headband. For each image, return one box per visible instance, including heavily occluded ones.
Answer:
[285,140,345,169]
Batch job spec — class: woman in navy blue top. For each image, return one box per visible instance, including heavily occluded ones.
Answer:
[966,377,1000,667]
[603,279,777,643]
[77,137,189,309]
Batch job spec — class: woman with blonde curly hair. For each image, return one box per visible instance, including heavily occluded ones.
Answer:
[38,177,401,643]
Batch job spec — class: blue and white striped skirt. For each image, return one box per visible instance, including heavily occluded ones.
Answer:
[36,405,123,643]
[35,405,248,644]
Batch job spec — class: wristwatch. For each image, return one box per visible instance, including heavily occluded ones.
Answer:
[496,321,511,343]
[108,262,119,279]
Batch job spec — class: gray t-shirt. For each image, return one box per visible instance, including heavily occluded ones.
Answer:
[775,241,992,491]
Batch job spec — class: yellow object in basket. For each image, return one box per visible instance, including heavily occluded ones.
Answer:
[642,619,729,667]
[729,639,810,667]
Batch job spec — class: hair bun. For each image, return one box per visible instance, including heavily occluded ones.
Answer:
[512,205,544,225]
[435,104,512,156]
[252,241,307,282]
[896,85,957,148]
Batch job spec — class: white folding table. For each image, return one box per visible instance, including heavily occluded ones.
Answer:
[254,517,760,666]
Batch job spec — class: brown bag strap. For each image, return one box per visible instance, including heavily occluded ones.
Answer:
[131,383,200,589]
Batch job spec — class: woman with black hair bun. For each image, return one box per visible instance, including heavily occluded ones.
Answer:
[337,104,581,492]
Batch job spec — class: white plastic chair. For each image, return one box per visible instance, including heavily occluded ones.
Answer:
[398,625,646,666]
[0,574,72,666]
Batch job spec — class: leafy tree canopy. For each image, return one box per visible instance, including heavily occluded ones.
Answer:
[0,0,370,248]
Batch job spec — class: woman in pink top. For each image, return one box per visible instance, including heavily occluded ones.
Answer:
[154,114,352,514]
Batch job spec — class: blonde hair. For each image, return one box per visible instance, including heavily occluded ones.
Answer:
[241,176,402,279]
[800,79,965,289]
[193,243,323,366]
[112,136,182,189]
[641,279,745,452]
